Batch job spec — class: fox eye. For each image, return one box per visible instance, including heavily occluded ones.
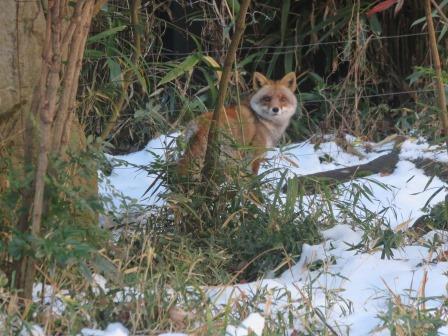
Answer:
[262,96,271,103]
[280,96,288,103]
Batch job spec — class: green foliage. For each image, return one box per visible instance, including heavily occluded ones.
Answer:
[3,0,448,334]
[333,180,406,259]
[375,292,447,335]
[0,139,117,287]
[215,175,323,280]
[80,0,441,152]
[148,141,325,279]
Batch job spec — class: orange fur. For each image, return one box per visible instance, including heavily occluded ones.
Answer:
[177,72,298,176]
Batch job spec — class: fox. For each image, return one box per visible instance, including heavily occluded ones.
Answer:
[177,72,298,177]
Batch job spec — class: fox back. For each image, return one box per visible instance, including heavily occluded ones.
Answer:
[177,72,298,176]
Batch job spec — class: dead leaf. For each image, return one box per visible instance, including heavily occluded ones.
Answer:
[367,0,399,17]
[169,306,196,328]
[437,250,448,262]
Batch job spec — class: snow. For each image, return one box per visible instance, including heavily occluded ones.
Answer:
[100,134,177,209]
[32,283,67,315]
[226,313,265,336]
[19,325,45,336]
[439,326,448,335]
[92,135,448,335]
[400,137,448,163]
[81,323,129,336]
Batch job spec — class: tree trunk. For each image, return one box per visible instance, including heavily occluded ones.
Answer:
[0,0,105,300]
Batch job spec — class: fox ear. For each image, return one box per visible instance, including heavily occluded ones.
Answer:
[280,72,297,92]
[253,72,270,89]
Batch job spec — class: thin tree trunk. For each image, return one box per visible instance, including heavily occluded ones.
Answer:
[51,0,87,153]
[17,0,63,300]
[201,0,252,182]
[424,0,448,151]
[32,0,62,238]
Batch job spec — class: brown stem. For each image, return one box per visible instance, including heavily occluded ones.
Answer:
[32,0,62,236]
[61,0,86,60]
[14,0,107,300]
[52,0,93,153]
[15,0,63,300]
[201,0,252,181]
[61,1,95,150]
[23,0,53,169]
[131,0,142,61]
[13,0,53,299]
[424,0,448,151]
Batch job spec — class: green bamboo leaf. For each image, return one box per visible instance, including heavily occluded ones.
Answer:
[368,14,382,35]
[79,261,94,285]
[158,54,201,86]
[226,0,240,15]
[87,25,127,44]
[297,92,322,102]
[84,49,105,59]
[93,254,121,283]
[111,46,148,93]
[284,52,293,74]
[438,25,448,42]
[423,186,445,210]
[440,0,448,9]
[239,50,266,67]
[285,176,298,215]
[106,58,121,85]
[410,0,447,29]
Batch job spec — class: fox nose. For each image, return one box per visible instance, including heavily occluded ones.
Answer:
[272,107,280,113]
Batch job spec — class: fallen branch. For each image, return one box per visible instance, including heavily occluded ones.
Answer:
[283,134,409,195]
[283,149,400,194]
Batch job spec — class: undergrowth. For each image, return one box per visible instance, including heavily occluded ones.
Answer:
[2,134,448,334]
[375,288,448,336]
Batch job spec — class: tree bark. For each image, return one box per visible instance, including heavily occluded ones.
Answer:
[51,0,87,153]
[0,0,106,300]
[0,0,45,296]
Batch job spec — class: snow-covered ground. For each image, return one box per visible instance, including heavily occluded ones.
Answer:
[90,135,448,335]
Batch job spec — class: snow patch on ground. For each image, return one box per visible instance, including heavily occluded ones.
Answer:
[96,135,448,335]
[81,323,129,336]
[100,134,177,209]
[32,283,67,315]
[19,325,45,336]
[226,313,265,336]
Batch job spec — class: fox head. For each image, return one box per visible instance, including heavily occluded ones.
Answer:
[250,72,298,123]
